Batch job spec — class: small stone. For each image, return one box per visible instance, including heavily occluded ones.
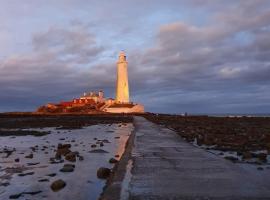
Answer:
[27,162,40,166]
[89,149,109,153]
[242,151,252,160]
[102,139,110,143]
[60,164,75,172]
[14,158,20,162]
[91,144,97,148]
[65,152,76,162]
[97,167,111,179]
[109,158,118,164]
[257,153,267,162]
[78,155,84,161]
[18,172,35,177]
[100,142,104,147]
[25,153,33,159]
[46,173,56,177]
[224,156,238,162]
[50,179,66,192]
[38,178,49,182]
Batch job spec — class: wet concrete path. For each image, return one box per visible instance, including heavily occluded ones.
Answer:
[128,116,270,200]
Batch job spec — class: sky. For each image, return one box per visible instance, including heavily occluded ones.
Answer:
[0,0,270,114]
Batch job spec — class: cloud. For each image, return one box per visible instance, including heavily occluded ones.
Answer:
[0,0,270,113]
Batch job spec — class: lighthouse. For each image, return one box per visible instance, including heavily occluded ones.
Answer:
[116,51,130,103]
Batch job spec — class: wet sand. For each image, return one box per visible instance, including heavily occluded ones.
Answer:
[0,114,133,200]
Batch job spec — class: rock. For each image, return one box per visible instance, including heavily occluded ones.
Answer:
[0,182,10,187]
[65,152,76,162]
[56,143,71,156]
[91,144,97,148]
[50,179,66,192]
[60,164,75,172]
[9,191,42,199]
[89,149,109,153]
[27,162,40,166]
[97,167,111,179]
[9,193,22,199]
[257,153,267,162]
[102,139,110,143]
[78,155,84,161]
[224,156,238,162]
[14,158,20,162]
[100,142,104,147]
[46,173,56,177]
[242,151,253,160]
[38,178,49,182]
[55,152,62,160]
[18,172,35,177]
[25,153,33,159]
[109,158,118,164]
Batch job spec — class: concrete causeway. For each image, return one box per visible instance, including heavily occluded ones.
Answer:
[127,116,270,200]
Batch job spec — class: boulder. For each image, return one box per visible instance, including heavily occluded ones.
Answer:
[97,167,111,179]
[50,179,66,192]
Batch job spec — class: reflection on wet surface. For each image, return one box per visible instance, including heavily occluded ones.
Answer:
[0,123,133,200]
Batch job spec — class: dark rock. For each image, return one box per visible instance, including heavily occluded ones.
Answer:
[242,151,252,160]
[89,149,109,153]
[0,182,10,187]
[25,153,33,159]
[100,142,104,147]
[97,167,111,179]
[60,164,75,172]
[224,156,238,162]
[50,179,66,192]
[78,155,84,161]
[38,178,49,182]
[46,173,56,177]
[9,191,42,199]
[18,172,35,176]
[91,144,97,148]
[257,153,267,162]
[109,158,118,164]
[55,152,62,160]
[14,158,20,162]
[27,162,40,166]
[102,139,110,143]
[65,152,76,162]
[9,193,22,199]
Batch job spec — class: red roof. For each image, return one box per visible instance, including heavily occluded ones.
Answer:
[60,101,73,106]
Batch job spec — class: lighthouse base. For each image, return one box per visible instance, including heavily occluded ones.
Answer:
[103,103,144,113]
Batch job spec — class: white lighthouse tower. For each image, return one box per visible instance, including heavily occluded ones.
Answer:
[102,51,144,113]
[116,51,129,103]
